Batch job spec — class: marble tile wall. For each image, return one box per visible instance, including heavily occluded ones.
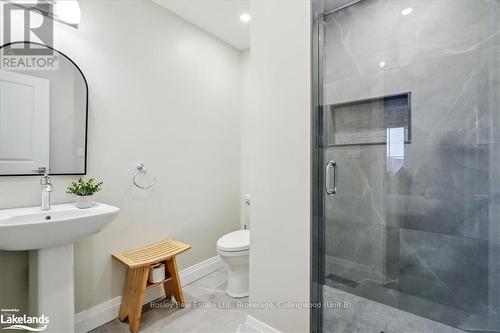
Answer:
[322,0,500,331]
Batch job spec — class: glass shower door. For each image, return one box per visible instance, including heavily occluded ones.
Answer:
[318,0,500,332]
[321,96,409,332]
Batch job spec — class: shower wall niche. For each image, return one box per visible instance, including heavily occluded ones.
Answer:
[323,92,411,146]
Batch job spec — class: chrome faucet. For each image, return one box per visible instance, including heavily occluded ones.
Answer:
[40,169,53,211]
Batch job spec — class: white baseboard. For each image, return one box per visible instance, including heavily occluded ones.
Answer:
[75,255,224,333]
[244,315,282,333]
[179,255,225,286]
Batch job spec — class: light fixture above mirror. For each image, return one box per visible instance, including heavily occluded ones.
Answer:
[6,0,81,28]
[54,0,81,25]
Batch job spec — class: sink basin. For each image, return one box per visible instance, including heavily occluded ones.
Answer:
[0,203,119,250]
[0,202,119,333]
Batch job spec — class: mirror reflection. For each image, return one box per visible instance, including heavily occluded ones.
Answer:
[0,42,87,176]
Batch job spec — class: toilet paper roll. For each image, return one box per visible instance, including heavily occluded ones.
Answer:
[148,263,165,284]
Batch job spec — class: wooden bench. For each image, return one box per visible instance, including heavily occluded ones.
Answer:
[112,239,191,333]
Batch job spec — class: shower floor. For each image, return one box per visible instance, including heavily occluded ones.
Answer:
[324,274,497,333]
[323,285,466,333]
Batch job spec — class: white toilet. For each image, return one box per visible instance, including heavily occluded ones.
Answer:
[217,229,249,298]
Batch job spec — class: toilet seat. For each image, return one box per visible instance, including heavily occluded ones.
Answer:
[217,248,249,257]
[217,230,249,252]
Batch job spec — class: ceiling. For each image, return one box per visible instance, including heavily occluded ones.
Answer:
[153,0,250,50]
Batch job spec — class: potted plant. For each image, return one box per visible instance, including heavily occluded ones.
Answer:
[66,177,103,209]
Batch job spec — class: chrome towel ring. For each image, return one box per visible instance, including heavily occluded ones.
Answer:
[133,163,156,189]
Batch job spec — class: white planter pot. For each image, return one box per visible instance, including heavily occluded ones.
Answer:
[75,195,94,209]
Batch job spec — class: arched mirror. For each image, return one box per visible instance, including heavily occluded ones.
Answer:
[0,41,88,176]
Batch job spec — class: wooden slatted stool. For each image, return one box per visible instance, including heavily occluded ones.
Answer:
[112,239,191,333]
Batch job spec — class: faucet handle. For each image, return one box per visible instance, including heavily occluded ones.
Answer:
[33,167,47,175]
[39,167,52,187]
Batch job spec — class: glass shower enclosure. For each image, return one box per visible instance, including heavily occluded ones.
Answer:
[311,0,500,332]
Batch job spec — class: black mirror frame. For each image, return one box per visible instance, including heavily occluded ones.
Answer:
[0,41,88,176]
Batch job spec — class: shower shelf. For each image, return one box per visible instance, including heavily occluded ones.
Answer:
[322,92,411,147]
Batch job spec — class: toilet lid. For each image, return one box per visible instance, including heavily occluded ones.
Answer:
[217,230,250,252]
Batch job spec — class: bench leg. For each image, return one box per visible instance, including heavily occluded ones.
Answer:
[126,266,149,333]
[119,268,134,321]
[163,257,185,307]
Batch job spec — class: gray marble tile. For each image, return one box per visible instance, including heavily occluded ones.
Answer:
[323,286,466,333]
[399,229,488,313]
[90,268,247,333]
[235,323,260,333]
[324,0,500,85]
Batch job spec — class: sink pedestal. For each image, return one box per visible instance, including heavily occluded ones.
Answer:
[0,202,119,332]
[29,244,75,333]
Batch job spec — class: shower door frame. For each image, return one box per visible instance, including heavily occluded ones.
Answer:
[311,1,368,332]
[310,0,325,332]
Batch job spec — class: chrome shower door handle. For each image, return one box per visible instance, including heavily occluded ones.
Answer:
[325,161,336,196]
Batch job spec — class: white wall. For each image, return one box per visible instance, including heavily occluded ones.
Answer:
[245,1,311,332]
[240,49,251,229]
[0,0,242,314]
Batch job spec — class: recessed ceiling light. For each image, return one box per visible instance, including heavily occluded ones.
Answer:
[240,13,251,23]
[379,61,386,68]
[401,8,413,16]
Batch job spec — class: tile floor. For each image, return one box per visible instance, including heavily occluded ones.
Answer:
[91,268,249,333]
[323,286,466,333]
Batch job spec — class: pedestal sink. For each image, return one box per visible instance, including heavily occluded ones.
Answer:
[0,203,119,333]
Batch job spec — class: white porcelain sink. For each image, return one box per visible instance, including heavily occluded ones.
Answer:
[0,202,119,333]
[0,202,119,250]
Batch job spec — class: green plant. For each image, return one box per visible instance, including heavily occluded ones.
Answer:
[66,177,103,196]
